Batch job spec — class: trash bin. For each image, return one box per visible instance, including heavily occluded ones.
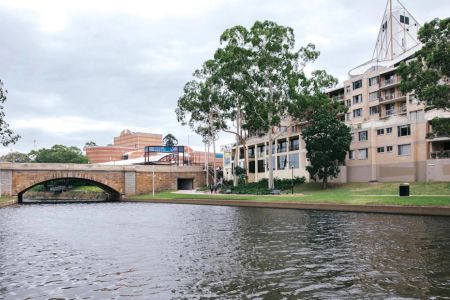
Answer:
[399,183,410,196]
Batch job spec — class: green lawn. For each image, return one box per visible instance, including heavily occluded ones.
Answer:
[129,182,450,206]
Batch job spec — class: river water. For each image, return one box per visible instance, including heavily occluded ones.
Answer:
[0,203,449,299]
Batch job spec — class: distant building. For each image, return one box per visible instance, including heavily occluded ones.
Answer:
[85,129,223,167]
[85,129,163,164]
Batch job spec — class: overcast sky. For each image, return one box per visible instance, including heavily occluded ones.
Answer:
[0,0,449,154]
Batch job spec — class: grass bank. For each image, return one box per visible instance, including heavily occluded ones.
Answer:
[129,182,450,206]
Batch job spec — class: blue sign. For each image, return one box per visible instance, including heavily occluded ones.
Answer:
[145,146,184,153]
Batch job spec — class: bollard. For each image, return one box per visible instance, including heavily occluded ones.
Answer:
[399,183,410,196]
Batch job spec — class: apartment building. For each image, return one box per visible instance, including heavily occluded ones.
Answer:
[223,119,310,182]
[223,0,450,183]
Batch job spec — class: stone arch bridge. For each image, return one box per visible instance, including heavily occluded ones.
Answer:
[0,163,206,203]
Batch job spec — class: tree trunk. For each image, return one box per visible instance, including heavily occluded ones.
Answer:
[233,108,241,187]
[213,138,217,186]
[322,171,327,189]
[205,142,209,187]
[268,113,274,190]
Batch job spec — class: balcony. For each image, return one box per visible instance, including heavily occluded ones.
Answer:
[379,76,400,88]
[429,150,450,159]
[380,107,407,118]
[379,92,406,103]
[331,95,345,102]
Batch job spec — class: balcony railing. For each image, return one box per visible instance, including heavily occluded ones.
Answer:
[332,95,345,101]
[380,92,405,102]
[429,150,450,159]
[380,76,399,87]
[380,108,407,118]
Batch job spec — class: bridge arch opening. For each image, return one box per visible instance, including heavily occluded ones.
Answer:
[18,177,122,203]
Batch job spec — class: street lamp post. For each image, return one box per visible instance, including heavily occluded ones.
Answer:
[291,164,294,194]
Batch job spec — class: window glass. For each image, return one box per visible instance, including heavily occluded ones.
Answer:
[257,160,265,173]
[277,155,287,170]
[353,108,363,118]
[370,106,379,115]
[358,148,368,159]
[349,150,355,160]
[377,129,384,135]
[387,146,393,152]
[369,91,379,101]
[358,131,368,141]
[398,124,411,137]
[398,144,411,156]
[369,77,379,86]
[352,80,362,90]
[249,161,256,173]
[377,147,385,153]
[277,140,287,153]
[288,153,299,168]
[386,127,392,134]
[353,94,363,104]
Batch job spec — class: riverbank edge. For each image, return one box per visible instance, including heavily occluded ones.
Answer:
[123,198,450,216]
[0,198,17,208]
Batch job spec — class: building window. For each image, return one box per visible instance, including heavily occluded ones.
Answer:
[289,138,299,151]
[398,124,411,137]
[248,147,255,158]
[385,103,395,116]
[277,155,287,170]
[257,145,265,157]
[358,131,368,142]
[288,153,299,168]
[277,140,287,153]
[349,150,355,160]
[387,146,393,152]
[346,113,351,121]
[398,144,411,156]
[386,127,392,134]
[369,105,379,115]
[353,108,363,118]
[353,79,362,90]
[377,147,385,153]
[249,161,256,173]
[358,148,368,159]
[345,85,351,94]
[409,110,422,121]
[400,15,410,25]
[369,91,379,101]
[346,99,351,107]
[353,94,363,104]
[377,128,385,135]
[369,76,379,86]
[257,160,265,173]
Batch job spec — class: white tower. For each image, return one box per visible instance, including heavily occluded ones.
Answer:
[372,0,420,62]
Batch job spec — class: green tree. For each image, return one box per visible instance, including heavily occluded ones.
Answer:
[163,134,178,147]
[397,17,450,135]
[0,151,30,163]
[29,145,89,163]
[216,21,335,189]
[0,80,20,146]
[176,62,224,185]
[84,141,97,147]
[301,105,351,189]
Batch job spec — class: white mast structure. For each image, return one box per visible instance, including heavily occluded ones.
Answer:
[349,0,421,76]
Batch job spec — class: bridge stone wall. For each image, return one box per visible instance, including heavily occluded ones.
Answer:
[0,163,206,199]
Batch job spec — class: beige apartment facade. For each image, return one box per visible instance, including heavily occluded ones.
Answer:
[223,0,450,183]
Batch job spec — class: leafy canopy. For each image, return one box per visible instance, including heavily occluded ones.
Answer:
[397,17,450,110]
[0,151,30,163]
[29,145,88,164]
[301,105,351,189]
[163,134,178,147]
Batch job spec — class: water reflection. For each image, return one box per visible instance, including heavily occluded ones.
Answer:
[0,203,449,299]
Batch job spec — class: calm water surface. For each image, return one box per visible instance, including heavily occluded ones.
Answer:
[0,203,449,299]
